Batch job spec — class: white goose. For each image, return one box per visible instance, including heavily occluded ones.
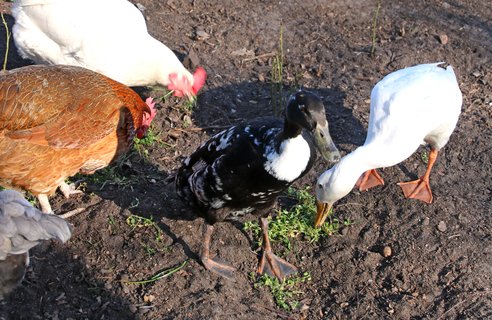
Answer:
[12,0,206,99]
[315,62,462,227]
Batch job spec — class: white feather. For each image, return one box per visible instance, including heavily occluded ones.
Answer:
[264,135,311,182]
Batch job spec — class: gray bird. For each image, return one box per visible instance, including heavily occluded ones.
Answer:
[0,190,71,299]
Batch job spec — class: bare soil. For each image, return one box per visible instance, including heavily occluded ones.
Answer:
[0,0,491,319]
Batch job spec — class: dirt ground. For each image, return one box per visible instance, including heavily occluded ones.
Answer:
[0,0,491,319]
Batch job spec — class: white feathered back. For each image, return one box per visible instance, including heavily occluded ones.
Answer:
[12,0,194,89]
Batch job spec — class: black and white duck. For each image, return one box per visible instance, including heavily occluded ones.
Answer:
[176,90,340,280]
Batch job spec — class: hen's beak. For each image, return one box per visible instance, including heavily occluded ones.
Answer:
[314,200,334,228]
[314,122,340,164]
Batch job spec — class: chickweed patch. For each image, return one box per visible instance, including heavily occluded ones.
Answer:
[251,272,311,311]
[133,126,165,158]
[244,187,352,250]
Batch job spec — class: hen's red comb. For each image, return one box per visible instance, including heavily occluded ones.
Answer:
[143,97,157,126]
[192,67,207,95]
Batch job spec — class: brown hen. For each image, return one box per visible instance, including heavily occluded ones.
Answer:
[0,65,156,215]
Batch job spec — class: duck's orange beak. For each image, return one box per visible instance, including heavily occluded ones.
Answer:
[314,200,333,228]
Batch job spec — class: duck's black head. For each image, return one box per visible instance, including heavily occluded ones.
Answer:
[284,90,341,164]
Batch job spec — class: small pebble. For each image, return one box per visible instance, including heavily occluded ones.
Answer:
[129,305,138,313]
[439,34,449,45]
[339,226,349,236]
[383,246,392,257]
[437,221,447,232]
[423,217,430,226]
[472,71,482,78]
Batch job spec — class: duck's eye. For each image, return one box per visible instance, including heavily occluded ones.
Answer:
[299,104,309,115]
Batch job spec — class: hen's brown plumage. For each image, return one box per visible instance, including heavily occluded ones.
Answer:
[0,65,155,213]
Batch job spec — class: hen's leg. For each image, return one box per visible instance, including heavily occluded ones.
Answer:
[37,194,52,213]
[200,223,235,279]
[257,217,297,280]
[397,149,437,204]
[56,182,86,218]
[59,181,84,198]
[356,169,385,191]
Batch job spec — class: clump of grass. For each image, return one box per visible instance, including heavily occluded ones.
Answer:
[251,272,311,311]
[83,164,132,189]
[149,88,174,104]
[133,126,164,158]
[182,98,197,113]
[271,25,284,117]
[370,0,382,56]
[244,187,352,250]
[148,84,197,115]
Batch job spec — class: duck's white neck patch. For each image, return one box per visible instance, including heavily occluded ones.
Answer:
[264,135,310,182]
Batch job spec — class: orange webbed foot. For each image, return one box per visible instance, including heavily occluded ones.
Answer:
[356,169,385,191]
[256,217,297,281]
[397,179,433,204]
[202,256,236,280]
[257,250,297,281]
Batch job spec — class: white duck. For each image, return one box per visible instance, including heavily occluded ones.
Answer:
[315,62,462,227]
[12,0,206,99]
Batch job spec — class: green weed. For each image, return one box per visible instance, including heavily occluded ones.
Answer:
[182,98,197,113]
[370,0,382,56]
[125,214,164,242]
[252,272,311,311]
[271,25,284,117]
[133,126,164,158]
[421,150,429,164]
[123,260,188,285]
[107,215,117,235]
[151,86,197,113]
[149,88,175,104]
[125,214,168,256]
[83,164,132,189]
[244,187,352,250]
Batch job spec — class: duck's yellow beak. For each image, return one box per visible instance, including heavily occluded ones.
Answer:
[314,200,333,228]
